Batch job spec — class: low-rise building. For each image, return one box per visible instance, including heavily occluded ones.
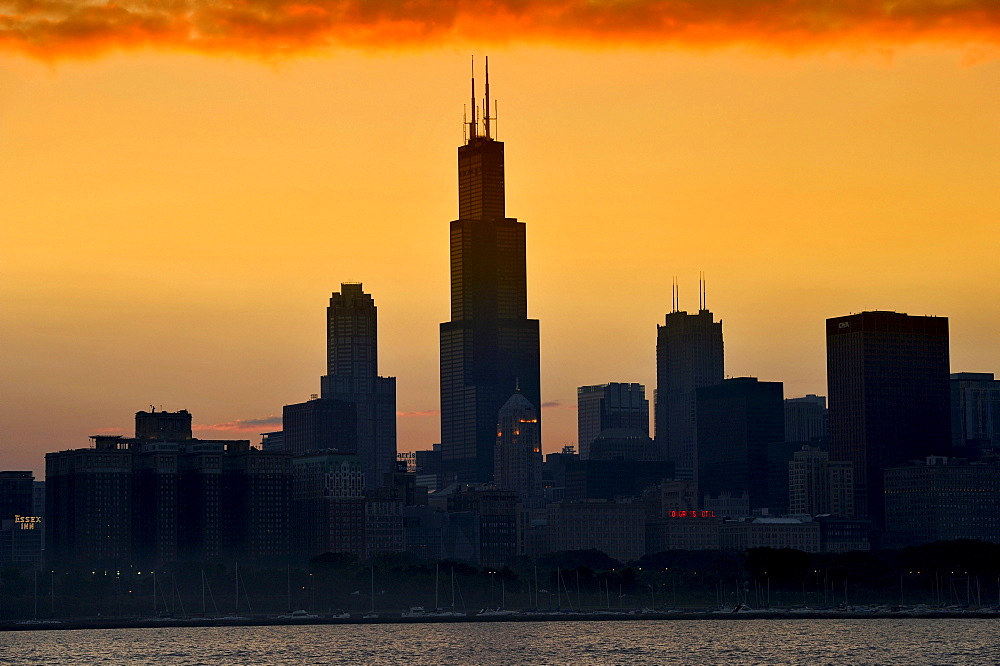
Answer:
[545,500,645,563]
[884,456,1000,547]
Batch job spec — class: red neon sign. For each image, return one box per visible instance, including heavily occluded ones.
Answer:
[667,510,716,518]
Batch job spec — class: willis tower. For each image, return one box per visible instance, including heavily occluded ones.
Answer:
[440,59,541,485]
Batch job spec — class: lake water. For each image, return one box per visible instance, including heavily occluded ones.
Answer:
[2,619,998,665]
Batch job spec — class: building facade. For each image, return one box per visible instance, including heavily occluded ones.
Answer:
[950,372,1000,453]
[577,383,649,459]
[655,307,724,479]
[493,392,543,507]
[788,446,854,517]
[320,282,397,490]
[827,311,951,523]
[884,456,1000,547]
[784,394,829,443]
[281,397,357,457]
[440,67,541,485]
[696,377,784,510]
[544,500,645,563]
[45,410,292,567]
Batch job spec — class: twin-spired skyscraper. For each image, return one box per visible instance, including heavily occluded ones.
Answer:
[440,62,541,485]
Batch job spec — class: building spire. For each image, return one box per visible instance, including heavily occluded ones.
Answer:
[699,271,707,311]
[484,56,491,140]
[469,56,478,143]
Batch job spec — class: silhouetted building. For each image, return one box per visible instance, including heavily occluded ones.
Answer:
[46,436,133,566]
[697,377,784,510]
[884,456,1000,547]
[0,471,34,522]
[222,441,292,563]
[282,398,357,457]
[0,471,42,569]
[544,500,645,563]
[260,431,284,451]
[950,372,1000,454]
[364,495,404,558]
[320,282,397,490]
[414,444,443,491]
[703,491,750,519]
[788,446,854,517]
[292,452,365,559]
[577,383,649,459]
[646,517,722,553]
[589,428,659,461]
[655,289,724,479]
[46,410,292,567]
[815,516,872,553]
[827,311,951,523]
[720,517,820,553]
[564,459,674,502]
[493,392,543,507]
[440,65,540,485]
[784,395,828,443]
[446,485,520,568]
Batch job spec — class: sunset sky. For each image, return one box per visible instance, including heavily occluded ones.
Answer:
[2,2,999,475]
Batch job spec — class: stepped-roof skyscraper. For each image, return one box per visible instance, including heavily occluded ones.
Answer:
[441,60,541,485]
[321,282,396,490]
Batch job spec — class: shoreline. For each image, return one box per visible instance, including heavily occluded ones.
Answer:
[4,608,999,632]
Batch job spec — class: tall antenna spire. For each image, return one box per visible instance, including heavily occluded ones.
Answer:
[699,272,707,311]
[469,56,477,142]
[484,56,491,140]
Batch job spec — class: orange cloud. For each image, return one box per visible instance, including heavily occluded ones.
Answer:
[397,409,439,418]
[193,415,282,434]
[1,1,998,59]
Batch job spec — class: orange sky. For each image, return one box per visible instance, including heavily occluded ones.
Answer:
[2,4,1000,475]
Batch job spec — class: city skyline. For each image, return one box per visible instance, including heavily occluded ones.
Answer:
[3,14,1000,476]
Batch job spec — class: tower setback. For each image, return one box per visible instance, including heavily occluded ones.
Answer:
[440,61,541,484]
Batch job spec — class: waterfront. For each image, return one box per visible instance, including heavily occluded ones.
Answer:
[3,619,999,665]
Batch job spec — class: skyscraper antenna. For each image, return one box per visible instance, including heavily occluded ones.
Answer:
[484,56,491,140]
[470,56,477,142]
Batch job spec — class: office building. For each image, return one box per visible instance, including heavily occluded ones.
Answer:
[577,383,649,459]
[950,372,1000,453]
[282,397,357,457]
[827,311,950,522]
[655,281,724,478]
[697,377,784,510]
[493,391,543,507]
[46,409,292,567]
[321,282,397,490]
[0,471,34,523]
[544,500,645,563]
[884,456,1000,547]
[784,394,828,443]
[0,471,42,569]
[588,428,658,461]
[788,446,854,517]
[292,452,366,559]
[440,62,540,484]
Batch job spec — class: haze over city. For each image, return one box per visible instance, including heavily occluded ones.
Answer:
[3,2,1000,476]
